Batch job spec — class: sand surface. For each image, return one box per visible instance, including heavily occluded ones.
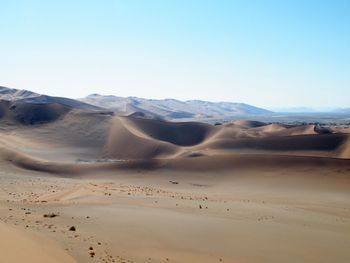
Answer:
[0,220,76,263]
[0,166,349,263]
[0,109,349,262]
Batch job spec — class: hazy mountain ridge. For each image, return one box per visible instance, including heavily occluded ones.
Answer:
[0,86,103,111]
[80,94,272,120]
[1,86,273,121]
[0,86,39,101]
[3,86,348,123]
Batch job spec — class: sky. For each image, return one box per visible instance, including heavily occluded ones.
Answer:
[1,0,349,108]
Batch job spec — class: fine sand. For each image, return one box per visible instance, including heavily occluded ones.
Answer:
[0,221,76,263]
[0,106,349,262]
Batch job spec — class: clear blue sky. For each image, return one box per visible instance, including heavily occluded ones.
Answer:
[1,0,349,108]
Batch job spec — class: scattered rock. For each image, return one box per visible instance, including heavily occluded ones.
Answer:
[43,213,59,218]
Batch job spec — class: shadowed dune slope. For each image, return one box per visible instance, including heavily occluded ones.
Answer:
[0,100,8,118]
[13,102,70,125]
[215,123,320,140]
[2,140,350,175]
[0,92,106,125]
[0,99,71,125]
[205,133,348,152]
[164,154,350,172]
[232,120,268,128]
[0,142,162,175]
[122,117,217,146]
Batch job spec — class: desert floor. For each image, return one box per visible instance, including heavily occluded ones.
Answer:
[0,163,349,263]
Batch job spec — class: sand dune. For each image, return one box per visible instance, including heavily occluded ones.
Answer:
[0,104,349,175]
[261,124,317,136]
[204,133,347,153]
[105,117,179,159]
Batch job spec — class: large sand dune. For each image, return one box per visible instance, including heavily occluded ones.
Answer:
[0,103,349,172]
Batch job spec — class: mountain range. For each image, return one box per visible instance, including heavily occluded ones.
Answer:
[80,93,272,120]
[0,86,271,121]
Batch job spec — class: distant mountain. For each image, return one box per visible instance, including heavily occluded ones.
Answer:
[0,86,39,100]
[0,86,103,111]
[80,94,272,120]
[269,107,318,113]
[0,86,272,121]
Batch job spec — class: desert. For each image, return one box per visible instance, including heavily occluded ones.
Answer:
[1,1,350,261]
[0,88,349,262]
